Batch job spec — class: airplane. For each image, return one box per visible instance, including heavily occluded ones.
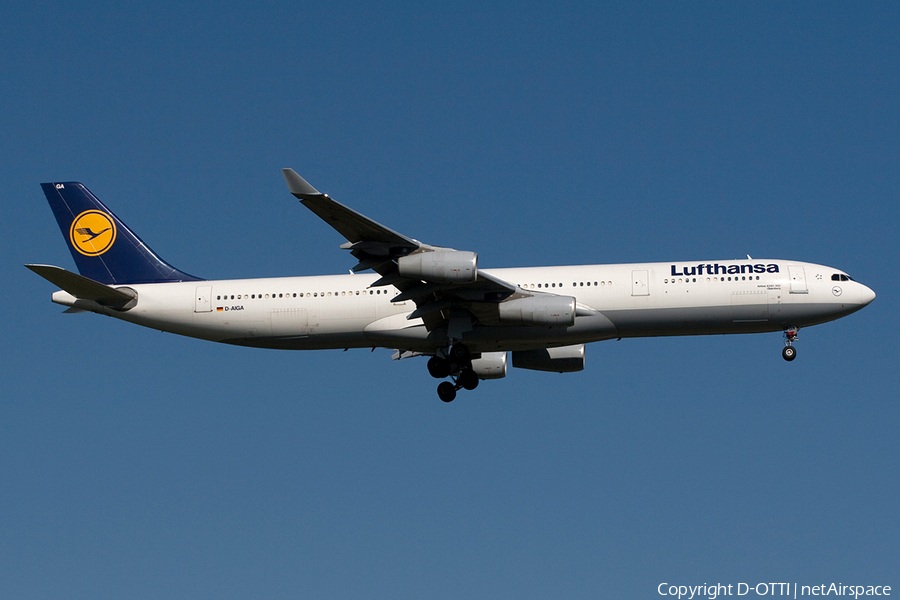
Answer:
[28,170,876,402]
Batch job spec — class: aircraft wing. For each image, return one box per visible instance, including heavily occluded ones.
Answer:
[283,169,418,249]
[283,169,520,328]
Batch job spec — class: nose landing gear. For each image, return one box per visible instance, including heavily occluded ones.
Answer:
[429,344,479,402]
[782,327,799,361]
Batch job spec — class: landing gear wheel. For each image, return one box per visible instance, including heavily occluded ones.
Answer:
[458,369,479,391]
[437,381,457,402]
[782,346,797,361]
[427,356,452,379]
[449,343,470,363]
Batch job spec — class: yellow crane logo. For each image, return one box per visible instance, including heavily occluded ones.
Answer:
[69,210,117,256]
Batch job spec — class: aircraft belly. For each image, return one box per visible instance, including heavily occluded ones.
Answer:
[360,308,620,354]
[223,331,371,350]
[607,299,864,337]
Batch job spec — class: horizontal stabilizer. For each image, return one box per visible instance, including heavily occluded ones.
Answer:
[26,264,137,309]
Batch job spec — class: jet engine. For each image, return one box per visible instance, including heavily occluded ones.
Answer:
[398,250,477,283]
[511,344,585,373]
[498,295,576,327]
[470,351,507,379]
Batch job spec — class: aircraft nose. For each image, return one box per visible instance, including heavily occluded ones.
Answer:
[859,284,876,306]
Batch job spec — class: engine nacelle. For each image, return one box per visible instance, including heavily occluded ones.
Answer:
[511,344,585,373]
[471,352,507,379]
[498,295,576,327]
[398,250,477,283]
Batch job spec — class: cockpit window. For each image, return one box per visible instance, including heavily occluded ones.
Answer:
[831,273,854,282]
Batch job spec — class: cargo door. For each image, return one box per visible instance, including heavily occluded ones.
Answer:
[631,270,649,296]
[194,286,212,312]
[731,291,768,322]
[271,308,310,337]
[788,266,808,294]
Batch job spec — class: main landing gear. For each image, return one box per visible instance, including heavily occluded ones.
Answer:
[429,343,479,402]
[782,327,799,361]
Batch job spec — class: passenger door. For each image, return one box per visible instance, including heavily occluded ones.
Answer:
[631,270,649,296]
[788,266,807,294]
[194,286,212,312]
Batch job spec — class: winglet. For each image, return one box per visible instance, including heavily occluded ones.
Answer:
[282,169,321,197]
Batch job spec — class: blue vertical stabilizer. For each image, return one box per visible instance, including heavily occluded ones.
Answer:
[41,182,202,284]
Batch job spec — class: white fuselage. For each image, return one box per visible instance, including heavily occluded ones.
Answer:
[51,259,875,354]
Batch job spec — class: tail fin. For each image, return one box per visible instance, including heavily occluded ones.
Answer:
[40,182,202,284]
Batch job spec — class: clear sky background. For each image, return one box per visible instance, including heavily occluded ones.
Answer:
[2,2,898,598]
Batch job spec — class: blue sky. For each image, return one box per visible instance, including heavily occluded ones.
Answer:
[3,2,898,598]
